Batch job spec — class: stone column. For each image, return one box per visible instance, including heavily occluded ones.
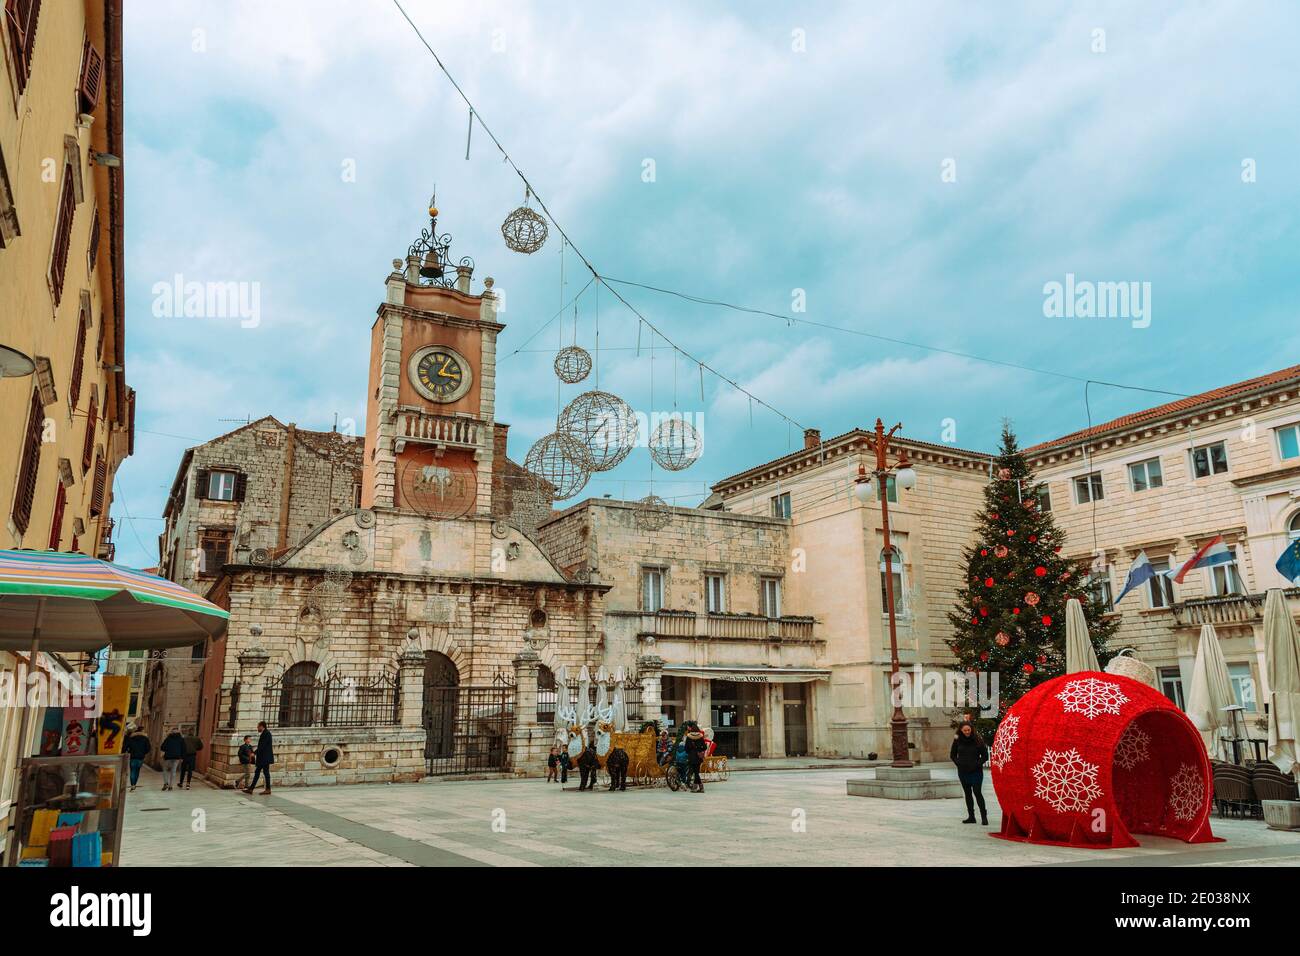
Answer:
[509,644,543,775]
[688,677,712,727]
[235,646,271,730]
[761,683,786,758]
[636,651,664,726]
[397,648,426,731]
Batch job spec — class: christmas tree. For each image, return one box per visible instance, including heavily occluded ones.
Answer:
[947,422,1118,738]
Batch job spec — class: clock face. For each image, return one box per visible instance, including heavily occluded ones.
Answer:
[408,345,473,403]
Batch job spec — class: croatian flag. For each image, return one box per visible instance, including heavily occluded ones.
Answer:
[1115,551,1156,605]
[1167,535,1232,584]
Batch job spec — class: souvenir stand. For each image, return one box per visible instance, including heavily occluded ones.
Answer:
[9,752,129,867]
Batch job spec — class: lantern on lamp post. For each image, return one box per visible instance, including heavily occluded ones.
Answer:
[853,418,917,768]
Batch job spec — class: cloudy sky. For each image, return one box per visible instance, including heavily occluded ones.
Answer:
[112,0,1300,568]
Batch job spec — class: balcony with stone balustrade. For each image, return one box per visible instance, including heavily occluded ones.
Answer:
[1171,587,1300,628]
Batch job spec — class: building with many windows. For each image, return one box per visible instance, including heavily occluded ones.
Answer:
[1029,363,1300,736]
[1,0,127,853]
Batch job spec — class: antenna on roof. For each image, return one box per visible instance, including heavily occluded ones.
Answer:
[217,415,252,426]
[332,412,339,433]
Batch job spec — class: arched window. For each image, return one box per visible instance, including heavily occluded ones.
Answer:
[422,652,459,760]
[1290,511,1300,542]
[880,547,905,613]
[536,665,556,724]
[278,661,319,727]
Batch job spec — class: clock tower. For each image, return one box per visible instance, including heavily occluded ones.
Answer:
[361,201,503,522]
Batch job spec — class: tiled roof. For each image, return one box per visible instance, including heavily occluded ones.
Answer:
[1024,363,1300,455]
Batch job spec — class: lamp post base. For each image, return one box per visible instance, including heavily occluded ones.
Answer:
[889,711,913,768]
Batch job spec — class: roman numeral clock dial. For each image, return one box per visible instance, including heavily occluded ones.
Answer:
[408,345,473,403]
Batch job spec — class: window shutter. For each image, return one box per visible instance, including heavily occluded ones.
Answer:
[87,207,100,273]
[194,469,210,499]
[233,472,248,501]
[11,387,44,534]
[69,316,87,410]
[77,36,103,111]
[5,0,44,95]
[48,161,75,306]
[48,480,67,550]
[81,389,97,471]
[90,456,106,517]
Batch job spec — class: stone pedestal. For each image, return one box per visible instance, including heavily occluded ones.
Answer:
[846,766,963,800]
[508,646,547,775]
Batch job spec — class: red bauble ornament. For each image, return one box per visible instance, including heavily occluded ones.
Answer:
[1007,530,1015,537]
[979,651,989,662]
[1025,592,1040,606]
[995,632,1010,647]
[995,545,1008,558]
[984,578,994,587]
[991,513,999,520]
[979,607,989,617]
[1034,566,1046,577]
[1041,615,1052,626]
[980,549,988,557]
[1023,663,1035,674]
[1012,608,1021,615]
[1037,654,1047,664]
[1053,547,1061,553]
[1029,535,1038,543]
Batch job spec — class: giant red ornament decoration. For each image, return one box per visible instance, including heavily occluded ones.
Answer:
[990,672,1220,849]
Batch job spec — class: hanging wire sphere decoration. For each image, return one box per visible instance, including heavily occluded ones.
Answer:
[634,494,672,532]
[557,390,639,472]
[323,565,354,592]
[553,345,593,384]
[523,432,591,501]
[501,205,549,254]
[648,415,704,471]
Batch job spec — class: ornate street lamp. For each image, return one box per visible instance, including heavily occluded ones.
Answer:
[853,418,916,768]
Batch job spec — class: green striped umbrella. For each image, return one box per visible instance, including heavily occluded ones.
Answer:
[0,548,228,653]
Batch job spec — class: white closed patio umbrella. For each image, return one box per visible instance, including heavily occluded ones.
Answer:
[1064,597,1100,673]
[1262,588,1300,775]
[1186,622,1235,759]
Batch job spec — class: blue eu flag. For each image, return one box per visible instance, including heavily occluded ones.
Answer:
[1278,539,1300,585]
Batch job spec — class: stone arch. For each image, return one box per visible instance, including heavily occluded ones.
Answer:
[401,625,469,677]
[274,637,337,678]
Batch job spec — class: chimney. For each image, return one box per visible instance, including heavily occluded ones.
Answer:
[803,428,821,450]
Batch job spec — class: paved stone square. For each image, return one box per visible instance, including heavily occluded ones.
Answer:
[119,764,1300,867]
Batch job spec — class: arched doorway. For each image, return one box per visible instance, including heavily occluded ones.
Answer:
[422,652,459,763]
[279,661,320,727]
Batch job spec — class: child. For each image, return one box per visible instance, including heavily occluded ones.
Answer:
[546,746,561,783]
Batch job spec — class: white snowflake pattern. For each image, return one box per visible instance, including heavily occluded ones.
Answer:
[1056,677,1130,720]
[990,714,1020,770]
[1167,763,1203,822]
[1113,724,1151,771]
[1032,747,1104,813]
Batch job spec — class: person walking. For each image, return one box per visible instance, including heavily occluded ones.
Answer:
[244,722,274,795]
[123,726,151,792]
[179,729,203,790]
[236,735,256,792]
[160,727,186,792]
[951,721,989,826]
[684,725,708,793]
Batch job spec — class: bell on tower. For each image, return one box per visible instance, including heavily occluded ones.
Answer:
[407,192,473,290]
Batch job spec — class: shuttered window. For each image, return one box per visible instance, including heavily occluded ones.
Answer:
[82,389,97,471]
[69,316,88,410]
[77,35,103,111]
[48,160,76,305]
[4,0,44,95]
[90,455,106,517]
[48,480,66,550]
[12,388,44,534]
[86,207,100,273]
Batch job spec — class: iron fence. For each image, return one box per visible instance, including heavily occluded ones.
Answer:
[425,673,514,775]
[260,669,400,728]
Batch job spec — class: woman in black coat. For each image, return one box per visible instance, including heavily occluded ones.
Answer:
[950,721,989,826]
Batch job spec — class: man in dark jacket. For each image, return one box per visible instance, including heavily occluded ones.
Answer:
[160,728,186,792]
[179,731,203,790]
[123,727,151,792]
[244,722,274,795]
[684,728,708,792]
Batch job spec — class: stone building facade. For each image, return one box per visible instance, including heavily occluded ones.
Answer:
[142,417,364,749]
[1029,363,1300,738]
